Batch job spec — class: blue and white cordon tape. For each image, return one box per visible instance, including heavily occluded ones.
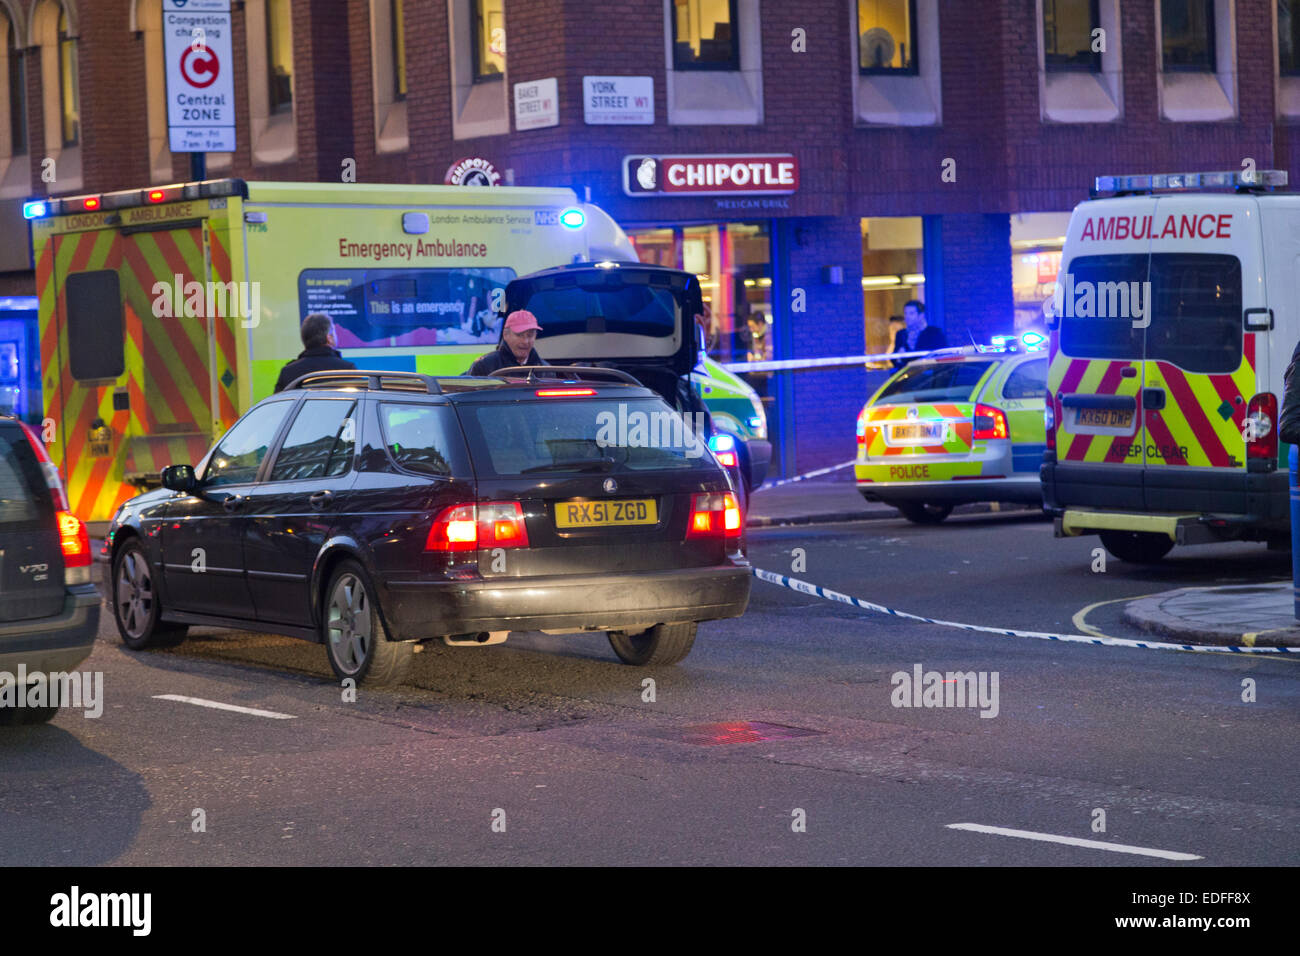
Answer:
[757,460,856,490]
[751,567,1298,656]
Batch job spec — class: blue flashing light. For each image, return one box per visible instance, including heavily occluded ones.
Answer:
[708,433,736,453]
[746,416,763,429]
[22,201,48,219]
[1020,331,1047,350]
[559,207,586,229]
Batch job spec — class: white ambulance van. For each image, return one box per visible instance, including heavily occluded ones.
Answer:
[1040,169,1292,563]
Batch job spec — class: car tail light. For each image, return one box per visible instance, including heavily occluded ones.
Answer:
[535,388,596,397]
[972,403,1009,441]
[1044,393,1057,451]
[708,434,738,468]
[426,502,530,551]
[57,510,92,584]
[686,492,741,539]
[1246,393,1278,463]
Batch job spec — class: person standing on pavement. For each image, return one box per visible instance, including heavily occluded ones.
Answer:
[273,313,357,392]
[892,300,946,368]
[1278,338,1300,444]
[467,310,550,375]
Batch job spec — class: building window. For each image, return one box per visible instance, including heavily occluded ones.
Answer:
[6,15,25,156]
[858,0,918,74]
[1281,0,1300,75]
[672,0,739,71]
[266,0,293,114]
[1161,0,1215,72]
[1043,0,1100,72]
[57,9,76,145]
[392,0,407,99]
[472,0,504,82]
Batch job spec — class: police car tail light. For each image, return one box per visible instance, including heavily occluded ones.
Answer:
[972,404,1008,441]
[687,492,741,539]
[1245,393,1277,463]
[708,434,738,468]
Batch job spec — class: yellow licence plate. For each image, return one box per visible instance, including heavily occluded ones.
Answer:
[891,423,944,442]
[555,499,658,528]
[1076,408,1133,428]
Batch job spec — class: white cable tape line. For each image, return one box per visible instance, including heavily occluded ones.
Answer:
[757,460,856,490]
[722,345,977,374]
[751,567,1298,655]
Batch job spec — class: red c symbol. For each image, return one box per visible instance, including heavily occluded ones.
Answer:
[180,45,220,89]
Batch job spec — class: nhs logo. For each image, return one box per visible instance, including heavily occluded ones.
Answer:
[534,209,560,226]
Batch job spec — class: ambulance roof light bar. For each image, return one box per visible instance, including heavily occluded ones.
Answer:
[1094,169,1288,196]
[20,179,248,219]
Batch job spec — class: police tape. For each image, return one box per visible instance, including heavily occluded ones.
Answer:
[757,460,856,490]
[721,345,981,375]
[750,567,1299,656]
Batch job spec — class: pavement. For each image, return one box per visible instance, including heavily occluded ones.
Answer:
[747,465,1300,649]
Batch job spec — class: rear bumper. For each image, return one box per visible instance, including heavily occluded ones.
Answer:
[1041,460,1289,530]
[0,586,100,674]
[380,562,752,639]
[857,476,1042,504]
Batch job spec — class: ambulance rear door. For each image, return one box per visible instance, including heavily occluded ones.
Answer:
[1140,194,1258,514]
[1051,196,1152,511]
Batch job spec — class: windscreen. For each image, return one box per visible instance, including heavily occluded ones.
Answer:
[876,361,993,404]
[462,397,713,478]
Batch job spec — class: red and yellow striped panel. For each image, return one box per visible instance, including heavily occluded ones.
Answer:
[1142,334,1255,468]
[862,403,976,457]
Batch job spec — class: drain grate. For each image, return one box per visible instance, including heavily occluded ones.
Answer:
[672,721,825,746]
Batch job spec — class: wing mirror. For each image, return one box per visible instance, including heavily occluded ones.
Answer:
[161,463,198,494]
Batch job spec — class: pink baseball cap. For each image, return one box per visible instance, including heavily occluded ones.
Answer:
[504,310,542,333]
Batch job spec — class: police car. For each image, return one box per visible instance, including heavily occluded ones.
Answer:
[855,336,1048,523]
[1041,170,1293,562]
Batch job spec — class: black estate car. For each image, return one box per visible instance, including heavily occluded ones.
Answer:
[0,415,98,724]
[103,369,751,685]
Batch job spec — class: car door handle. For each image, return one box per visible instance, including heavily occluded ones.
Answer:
[222,494,246,512]
[310,490,333,509]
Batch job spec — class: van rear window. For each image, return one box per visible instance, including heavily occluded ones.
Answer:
[1059,253,1242,373]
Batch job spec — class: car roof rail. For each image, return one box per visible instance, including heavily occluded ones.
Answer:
[487,365,644,387]
[285,370,443,394]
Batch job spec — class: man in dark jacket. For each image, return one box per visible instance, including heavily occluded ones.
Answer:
[891,300,946,368]
[468,310,550,376]
[1280,338,1300,445]
[274,313,358,392]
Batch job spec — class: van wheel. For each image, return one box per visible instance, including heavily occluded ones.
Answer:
[895,501,953,524]
[607,622,697,666]
[112,541,188,650]
[1099,530,1174,564]
[322,561,413,686]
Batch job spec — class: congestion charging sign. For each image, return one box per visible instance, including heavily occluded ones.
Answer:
[163,0,236,153]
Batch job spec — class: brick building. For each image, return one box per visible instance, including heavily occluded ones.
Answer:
[0,0,1296,474]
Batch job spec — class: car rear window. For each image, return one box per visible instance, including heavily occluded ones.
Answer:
[524,285,678,338]
[876,361,994,404]
[461,397,713,477]
[1058,253,1242,373]
[0,426,52,529]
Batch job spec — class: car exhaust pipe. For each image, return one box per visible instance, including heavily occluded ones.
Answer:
[442,630,509,647]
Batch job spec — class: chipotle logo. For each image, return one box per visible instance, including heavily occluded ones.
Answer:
[623,154,799,197]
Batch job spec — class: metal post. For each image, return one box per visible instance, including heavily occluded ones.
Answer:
[1291,444,1299,620]
[190,152,206,182]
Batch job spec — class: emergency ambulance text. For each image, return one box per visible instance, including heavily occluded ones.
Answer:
[337,238,488,261]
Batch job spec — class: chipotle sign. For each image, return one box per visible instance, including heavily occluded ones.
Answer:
[623,154,799,197]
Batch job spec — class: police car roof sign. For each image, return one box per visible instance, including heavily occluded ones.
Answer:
[163,0,237,154]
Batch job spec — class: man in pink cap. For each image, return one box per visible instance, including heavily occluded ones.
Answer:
[468,309,551,376]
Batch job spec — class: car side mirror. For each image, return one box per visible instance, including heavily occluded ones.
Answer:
[162,463,198,494]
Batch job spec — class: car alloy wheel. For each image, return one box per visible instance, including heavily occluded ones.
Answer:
[326,572,372,677]
[116,549,154,642]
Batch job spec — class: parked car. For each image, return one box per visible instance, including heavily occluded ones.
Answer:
[103,369,751,685]
[0,415,97,725]
[855,344,1049,523]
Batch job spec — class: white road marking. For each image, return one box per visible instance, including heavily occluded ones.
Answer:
[152,694,297,720]
[946,823,1202,860]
